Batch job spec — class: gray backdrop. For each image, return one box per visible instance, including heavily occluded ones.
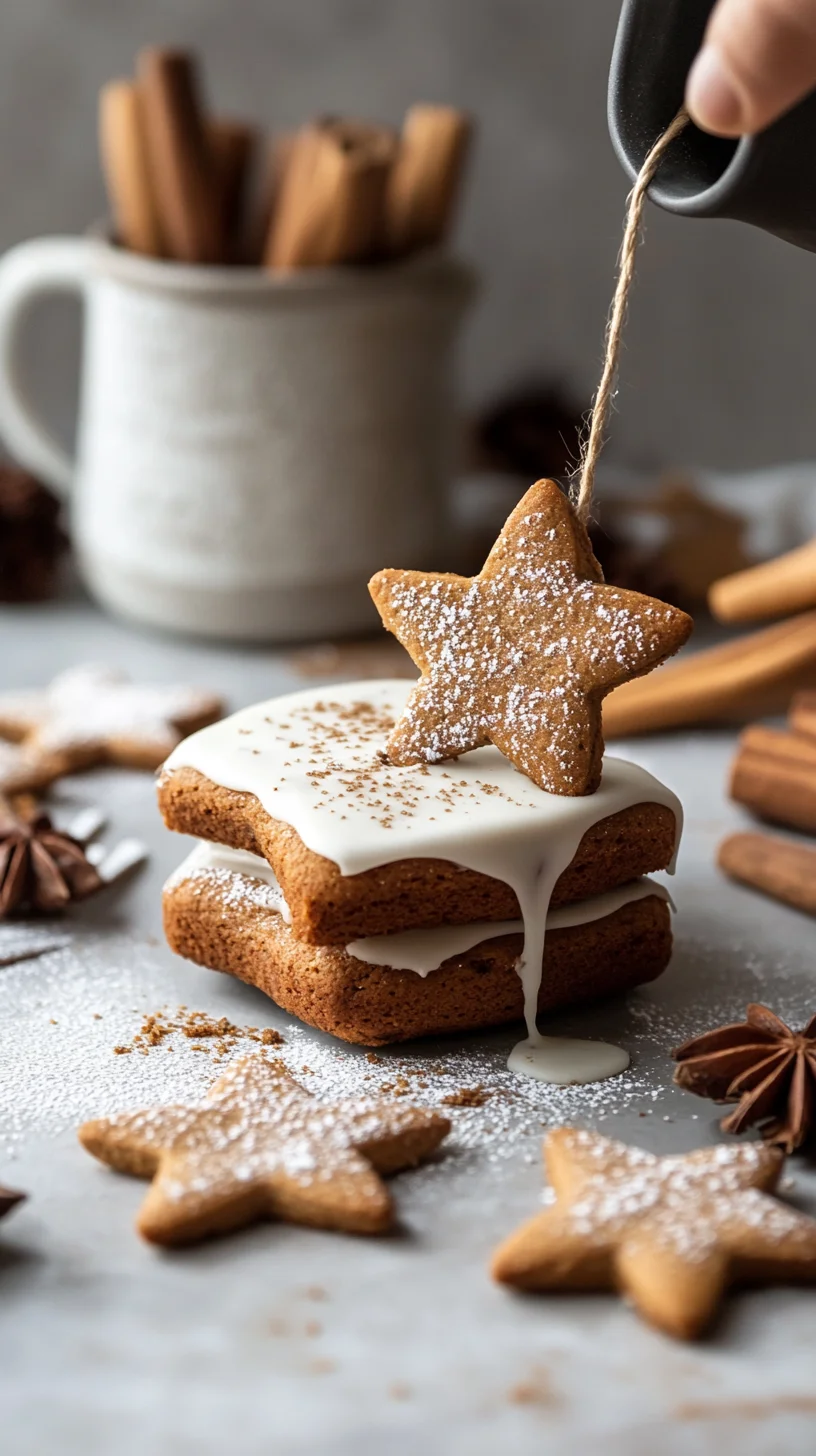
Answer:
[2,0,815,472]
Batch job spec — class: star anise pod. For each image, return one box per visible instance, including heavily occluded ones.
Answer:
[0,798,103,917]
[672,1003,816,1154]
[0,1183,26,1219]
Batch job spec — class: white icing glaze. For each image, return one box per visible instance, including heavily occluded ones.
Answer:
[349,877,672,973]
[164,681,682,1084]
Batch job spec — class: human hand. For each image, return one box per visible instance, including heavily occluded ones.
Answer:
[686,0,816,136]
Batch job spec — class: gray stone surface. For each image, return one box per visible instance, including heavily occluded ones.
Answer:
[1,594,816,1454]
[2,0,816,471]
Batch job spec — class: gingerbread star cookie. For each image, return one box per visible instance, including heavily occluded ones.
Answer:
[369,480,692,794]
[0,738,62,797]
[79,1055,450,1246]
[491,1128,816,1340]
[0,665,224,774]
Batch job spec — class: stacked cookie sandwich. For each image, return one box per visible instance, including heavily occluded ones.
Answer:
[159,479,690,1054]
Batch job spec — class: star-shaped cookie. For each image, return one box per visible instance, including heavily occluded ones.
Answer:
[491,1128,816,1339]
[369,480,692,794]
[0,739,62,797]
[79,1055,450,1245]
[0,664,223,774]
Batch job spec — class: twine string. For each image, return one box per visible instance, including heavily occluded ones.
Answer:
[572,108,690,524]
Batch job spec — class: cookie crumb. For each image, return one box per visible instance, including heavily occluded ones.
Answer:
[309,1357,336,1375]
[508,1369,557,1407]
[111,1006,286,1063]
[441,1085,490,1108]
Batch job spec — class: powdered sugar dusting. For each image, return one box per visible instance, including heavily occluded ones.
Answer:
[559,1130,814,1261]
[0,923,70,967]
[165,847,291,919]
[4,915,813,1177]
[0,927,688,1165]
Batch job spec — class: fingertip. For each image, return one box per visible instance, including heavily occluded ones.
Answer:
[686,44,746,136]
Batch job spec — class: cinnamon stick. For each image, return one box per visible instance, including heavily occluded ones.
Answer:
[790,690,816,741]
[99,81,164,256]
[138,48,224,264]
[718,831,816,916]
[385,105,471,256]
[209,118,257,261]
[250,132,297,265]
[265,120,394,269]
[604,611,816,738]
[709,537,816,624]
[729,725,816,833]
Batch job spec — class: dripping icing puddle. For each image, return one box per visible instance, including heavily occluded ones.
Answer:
[507,1034,630,1085]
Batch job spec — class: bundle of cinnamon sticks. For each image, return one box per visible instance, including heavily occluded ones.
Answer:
[730,698,816,835]
[604,502,816,740]
[99,48,471,269]
[718,690,816,916]
[602,496,816,918]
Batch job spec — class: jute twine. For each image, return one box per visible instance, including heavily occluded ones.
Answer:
[572,108,690,524]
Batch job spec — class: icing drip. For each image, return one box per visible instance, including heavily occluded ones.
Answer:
[164,681,682,1085]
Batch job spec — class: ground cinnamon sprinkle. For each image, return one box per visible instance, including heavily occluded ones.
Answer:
[112,1007,284,1060]
[441,1085,491,1107]
[378,1075,413,1097]
[309,1358,336,1375]
[507,1371,559,1408]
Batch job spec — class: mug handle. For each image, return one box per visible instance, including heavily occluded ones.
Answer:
[0,237,90,498]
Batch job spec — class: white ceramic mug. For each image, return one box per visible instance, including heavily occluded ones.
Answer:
[0,236,475,641]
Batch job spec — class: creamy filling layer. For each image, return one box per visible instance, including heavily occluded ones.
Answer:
[167,841,673,976]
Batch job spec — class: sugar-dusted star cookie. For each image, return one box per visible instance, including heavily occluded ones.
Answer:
[0,738,62,797]
[0,664,224,774]
[79,1054,450,1246]
[491,1128,816,1339]
[369,479,692,794]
